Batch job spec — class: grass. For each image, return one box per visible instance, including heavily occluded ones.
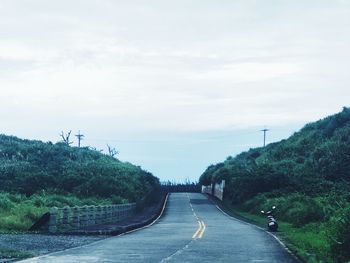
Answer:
[280,224,330,263]
[219,199,333,263]
[0,248,34,260]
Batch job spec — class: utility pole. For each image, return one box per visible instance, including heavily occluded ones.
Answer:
[75,130,84,148]
[261,128,269,147]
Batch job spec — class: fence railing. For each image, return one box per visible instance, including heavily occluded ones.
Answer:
[48,203,136,233]
[161,184,201,193]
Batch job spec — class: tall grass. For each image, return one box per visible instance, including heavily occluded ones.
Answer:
[234,193,350,263]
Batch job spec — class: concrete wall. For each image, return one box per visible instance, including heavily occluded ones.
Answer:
[201,184,212,195]
[213,180,225,201]
[48,203,136,233]
[201,180,225,201]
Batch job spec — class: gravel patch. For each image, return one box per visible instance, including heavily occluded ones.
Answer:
[0,233,107,261]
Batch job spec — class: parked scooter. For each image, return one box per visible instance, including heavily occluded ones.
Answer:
[261,206,278,232]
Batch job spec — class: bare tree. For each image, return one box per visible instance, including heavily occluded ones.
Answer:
[60,130,73,146]
[107,144,119,157]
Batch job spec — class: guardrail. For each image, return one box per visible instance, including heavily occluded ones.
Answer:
[161,184,201,193]
[48,203,136,233]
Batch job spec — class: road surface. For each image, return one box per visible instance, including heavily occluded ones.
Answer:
[21,193,298,262]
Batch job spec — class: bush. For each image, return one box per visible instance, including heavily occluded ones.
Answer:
[0,134,159,202]
[0,194,14,211]
[241,193,325,227]
[199,108,350,262]
[285,201,324,227]
[328,207,350,263]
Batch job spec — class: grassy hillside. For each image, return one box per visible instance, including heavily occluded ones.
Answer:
[0,135,159,231]
[200,107,350,263]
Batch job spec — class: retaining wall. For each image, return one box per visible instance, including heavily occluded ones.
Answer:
[201,180,225,201]
[48,203,136,233]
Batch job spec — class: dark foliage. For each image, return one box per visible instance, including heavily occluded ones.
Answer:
[199,107,350,202]
[0,135,159,202]
[199,107,350,262]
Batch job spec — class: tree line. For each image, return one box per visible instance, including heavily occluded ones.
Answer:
[0,134,159,202]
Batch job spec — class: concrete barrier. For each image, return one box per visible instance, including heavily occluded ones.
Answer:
[48,203,136,233]
[202,180,225,201]
[201,184,212,195]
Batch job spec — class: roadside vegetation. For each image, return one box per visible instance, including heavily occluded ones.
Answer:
[0,135,159,232]
[0,248,34,260]
[200,107,350,263]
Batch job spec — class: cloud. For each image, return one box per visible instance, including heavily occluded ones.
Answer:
[0,0,349,136]
[1,0,350,181]
[191,62,302,83]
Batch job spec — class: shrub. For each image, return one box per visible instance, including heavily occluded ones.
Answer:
[241,193,325,227]
[0,194,14,211]
[328,207,350,263]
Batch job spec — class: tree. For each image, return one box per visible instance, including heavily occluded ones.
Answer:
[60,131,73,146]
[107,144,119,157]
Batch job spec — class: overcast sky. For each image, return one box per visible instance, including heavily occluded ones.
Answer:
[1,0,350,181]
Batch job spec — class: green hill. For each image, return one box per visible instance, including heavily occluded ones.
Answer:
[0,134,159,231]
[199,107,350,262]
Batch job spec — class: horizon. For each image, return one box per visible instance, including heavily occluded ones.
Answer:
[1,1,350,181]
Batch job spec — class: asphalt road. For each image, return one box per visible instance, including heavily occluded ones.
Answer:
[21,193,298,263]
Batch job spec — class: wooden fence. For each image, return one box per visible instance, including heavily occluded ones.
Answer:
[48,203,136,233]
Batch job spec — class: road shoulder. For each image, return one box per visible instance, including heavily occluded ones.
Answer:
[204,194,303,263]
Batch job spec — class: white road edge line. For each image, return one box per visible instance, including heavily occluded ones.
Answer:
[209,196,301,263]
[20,193,170,262]
[121,193,169,235]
